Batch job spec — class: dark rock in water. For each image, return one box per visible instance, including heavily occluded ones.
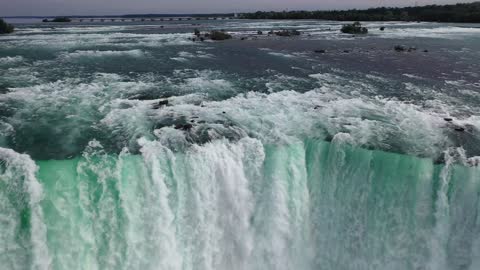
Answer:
[444,117,453,122]
[454,127,465,132]
[343,50,350,53]
[257,30,263,35]
[175,123,193,131]
[241,37,246,41]
[268,30,274,35]
[275,29,301,37]
[222,111,226,114]
[423,49,429,52]
[314,49,326,54]
[341,22,368,34]
[152,100,169,109]
[380,26,385,31]
[394,45,406,52]
[467,159,480,167]
[200,37,205,42]
[408,47,417,52]
[0,86,9,94]
[210,30,232,41]
[194,28,201,36]
[190,120,195,123]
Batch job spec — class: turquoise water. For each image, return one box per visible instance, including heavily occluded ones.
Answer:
[1,19,480,269]
[2,140,480,270]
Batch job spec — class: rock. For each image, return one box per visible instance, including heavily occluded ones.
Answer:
[200,37,205,42]
[210,30,232,41]
[175,123,193,131]
[314,49,326,53]
[380,26,385,31]
[194,28,201,37]
[394,45,406,52]
[444,117,453,122]
[341,22,368,34]
[343,50,350,53]
[454,127,465,132]
[152,100,169,109]
[423,49,429,52]
[241,37,246,40]
[257,30,263,35]
[467,158,480,167]
[275,29,301,37]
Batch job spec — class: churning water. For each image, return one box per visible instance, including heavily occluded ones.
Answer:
[1,19,480,270]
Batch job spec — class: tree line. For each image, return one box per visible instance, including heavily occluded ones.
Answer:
[240,2,480,23]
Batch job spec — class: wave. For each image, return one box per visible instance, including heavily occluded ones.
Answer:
[60,49,147,60]
[0,56,25,66]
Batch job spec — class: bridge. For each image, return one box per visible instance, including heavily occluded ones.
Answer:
[72,17,235,23]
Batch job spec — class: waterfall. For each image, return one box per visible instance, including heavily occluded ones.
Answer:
[1,139,480,270]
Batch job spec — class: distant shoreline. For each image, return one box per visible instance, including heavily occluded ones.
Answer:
[241,2,480,23]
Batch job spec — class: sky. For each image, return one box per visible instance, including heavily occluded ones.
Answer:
[0,0,477,17]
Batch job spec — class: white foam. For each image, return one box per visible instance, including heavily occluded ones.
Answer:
[0,148,51,270]
[60,49,147,60]
[268,52,296,58]
[0,56,25,65]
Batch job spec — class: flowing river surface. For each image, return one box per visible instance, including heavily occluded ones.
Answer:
[1,19,480,270]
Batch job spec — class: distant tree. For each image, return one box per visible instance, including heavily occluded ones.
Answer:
[0,19,14,34]
[51,17,72,23]
[240,2,480,23]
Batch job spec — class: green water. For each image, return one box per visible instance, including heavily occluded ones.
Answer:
[2,139,480,270]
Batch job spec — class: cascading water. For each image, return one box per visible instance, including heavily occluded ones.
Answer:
[0,148,50,270]
[3,139,479,270]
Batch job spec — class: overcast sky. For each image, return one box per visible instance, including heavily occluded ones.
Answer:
[1,0,477,17]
